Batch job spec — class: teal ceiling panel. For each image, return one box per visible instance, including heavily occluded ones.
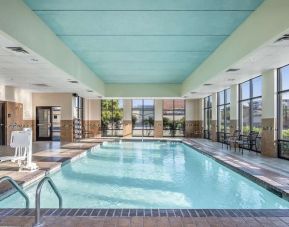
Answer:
[35,11,252,36]
[76,52,210,64]
[59,36,226,52]
[24,0,263,84]
[25,0,263,11]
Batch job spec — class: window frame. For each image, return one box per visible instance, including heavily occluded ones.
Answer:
[238,76,262,134]
[217,89,230,143]
[101,99,124,137]
[277,64,289,160]
[163,99,186,137]
[132,99,155,137]
[203,96,212,139]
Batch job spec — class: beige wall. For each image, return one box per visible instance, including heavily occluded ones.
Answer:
[230,84,239,121]
[192,99,203,121]
[154,99,163,121]
[262,69,277,119]
[123,99,132,121]
[84,99,101,121]
[185,99,194,121]
[32,93,73,120]
[0,86,33,120]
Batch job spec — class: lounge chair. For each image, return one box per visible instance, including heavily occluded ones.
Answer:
[223,130,241,150]
[236,131,259,154]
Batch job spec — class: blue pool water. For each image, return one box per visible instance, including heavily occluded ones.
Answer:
[1,141,289,209]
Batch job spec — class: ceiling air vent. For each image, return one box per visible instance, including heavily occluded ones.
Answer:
[87,90,93,92]
[68,80,79,84]
[226,68,240,72]
[275,34,289,43]
[6,47,29,54]
[204,83,213,86]
[32,83,49,87]
[190,91,198,94]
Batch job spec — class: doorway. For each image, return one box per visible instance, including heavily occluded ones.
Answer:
[36,106,61,141]
[0,102,6,145]
[36,107,52,141]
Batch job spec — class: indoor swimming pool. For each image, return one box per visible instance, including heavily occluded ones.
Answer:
[1,141,289,209]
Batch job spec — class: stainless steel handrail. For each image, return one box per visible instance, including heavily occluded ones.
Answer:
[34,176,62,227]
[0,176,29,208]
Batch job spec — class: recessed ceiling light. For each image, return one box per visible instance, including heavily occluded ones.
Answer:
[204,83,213,86]
[226,68,240,72]
[68,80,79,84]
[190,91,198,94]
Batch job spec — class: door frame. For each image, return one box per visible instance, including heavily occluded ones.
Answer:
[36,106,53,141]
[0,102,6,145]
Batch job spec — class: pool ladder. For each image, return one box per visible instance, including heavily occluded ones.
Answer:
[34,176,63,227]
[0,176,29,208]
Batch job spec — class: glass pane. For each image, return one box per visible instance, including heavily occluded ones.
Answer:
[240,100,250,134]
[112,100,123,130]
[38,108,51,137]
[101,99,123,136]
[225,105,230,133]
[163,100,174,110]
[280,92,289,140]
[218,91,224,105]
[252,98,262,133]
[218,106,225,132]
[280,65,289,91]
[252,76,262,97]
[163,100,185,137]
[226,89,231,104]
[208,96,212,107]
[240,81,250,100]
[132,99,142,108]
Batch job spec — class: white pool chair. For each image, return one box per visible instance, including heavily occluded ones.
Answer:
[0,131,30,166]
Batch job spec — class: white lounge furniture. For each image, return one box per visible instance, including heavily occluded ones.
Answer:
[0,129,37,170]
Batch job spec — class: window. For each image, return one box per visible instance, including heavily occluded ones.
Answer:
[217,89,230,143]
[101,100,123,136]
[163,100,185,137]
[203,96,212,139]
[278,65,289,159]
[239,76,262,134]
[132,100,154,137]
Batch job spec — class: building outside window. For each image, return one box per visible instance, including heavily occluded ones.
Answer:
[278,65,289,159]
[217,89,230,143]
[101,99,123,136]
[203,96,212,139]
[163,100,185,137]
[132,99,154,137]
